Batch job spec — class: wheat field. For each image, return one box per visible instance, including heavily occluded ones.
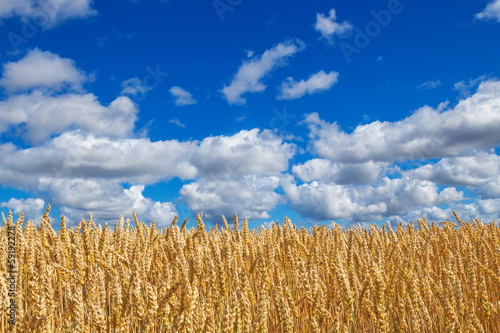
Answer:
[0,205,499,332]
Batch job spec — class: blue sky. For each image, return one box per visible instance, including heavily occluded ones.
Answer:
[1,0,500,230]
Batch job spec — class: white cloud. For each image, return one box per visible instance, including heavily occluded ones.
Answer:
[0,132,197,188]
[40,179,177,227]
[417,80,442,90]
[304,80,500,163]
[314,8,352,42]
[476,0,500,22]
[0,91,138,144]
[396,206,453,223]
[406,151,500,187]
[222,39,305,105]
[281,175,463,222]
[292,159,384,184]
[0,0,96,28]
[190,129,295,177]
[0,49,92,93]
[169,118,186,128]
[475,175,500,199]
[180,175,283,221]
[0,197,46,222]
[476,198,500,214]
[169,86,197,106]
[277,70,339,100]
[392,199,500,226]
[454,201,500,222]
[0,127,294,196]
[0,127,295,224]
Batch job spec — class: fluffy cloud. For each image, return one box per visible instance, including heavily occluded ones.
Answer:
[277,70,339,100]
[292,159,384,184]
[314,9,352,42]
[475,176,500,199]
[304,80,500,163]
[180,175,283,221]
[392,199,500,226]
[222,39,305,105]
[189,129,295,177]
[282,175,464,222]
[405,151,500,187]
[0,127,295,224]
[0,0,96,27]
[0,128,294,193]
[0,49,92,93]
[0,197,46,222]
[0,50,137,144]
[169,86,197,106]
[395,206,453,224]
[0,131,196,189]
[0,91,137,144]
[39,179,177,227]
[476,0,500,22]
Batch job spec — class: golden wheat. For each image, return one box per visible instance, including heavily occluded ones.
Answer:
[0,206,499,332]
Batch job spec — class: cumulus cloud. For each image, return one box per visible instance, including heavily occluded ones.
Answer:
[0,197,46,222]
[39,179,177,227]
[0,127,296,224]
[395,206,453,224]
[0,49,92,93]
[304,80,500,163]
[476,0,500,22]
[222,39,305,105]
[0,0,96,27]
[292,159,384,184]
[281,175,464,222]
[0,91,138,144]
[475,175,500,199]
[314,9,352,42]
[392,199,500,226]
[277,70,339,100]
[417,80,442,90]
[0,127,294,197]
[0,131,198,188]
[169,86,197,106]
[180,175,283,221]
[190,129,295,177]
[405,151,500,187]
